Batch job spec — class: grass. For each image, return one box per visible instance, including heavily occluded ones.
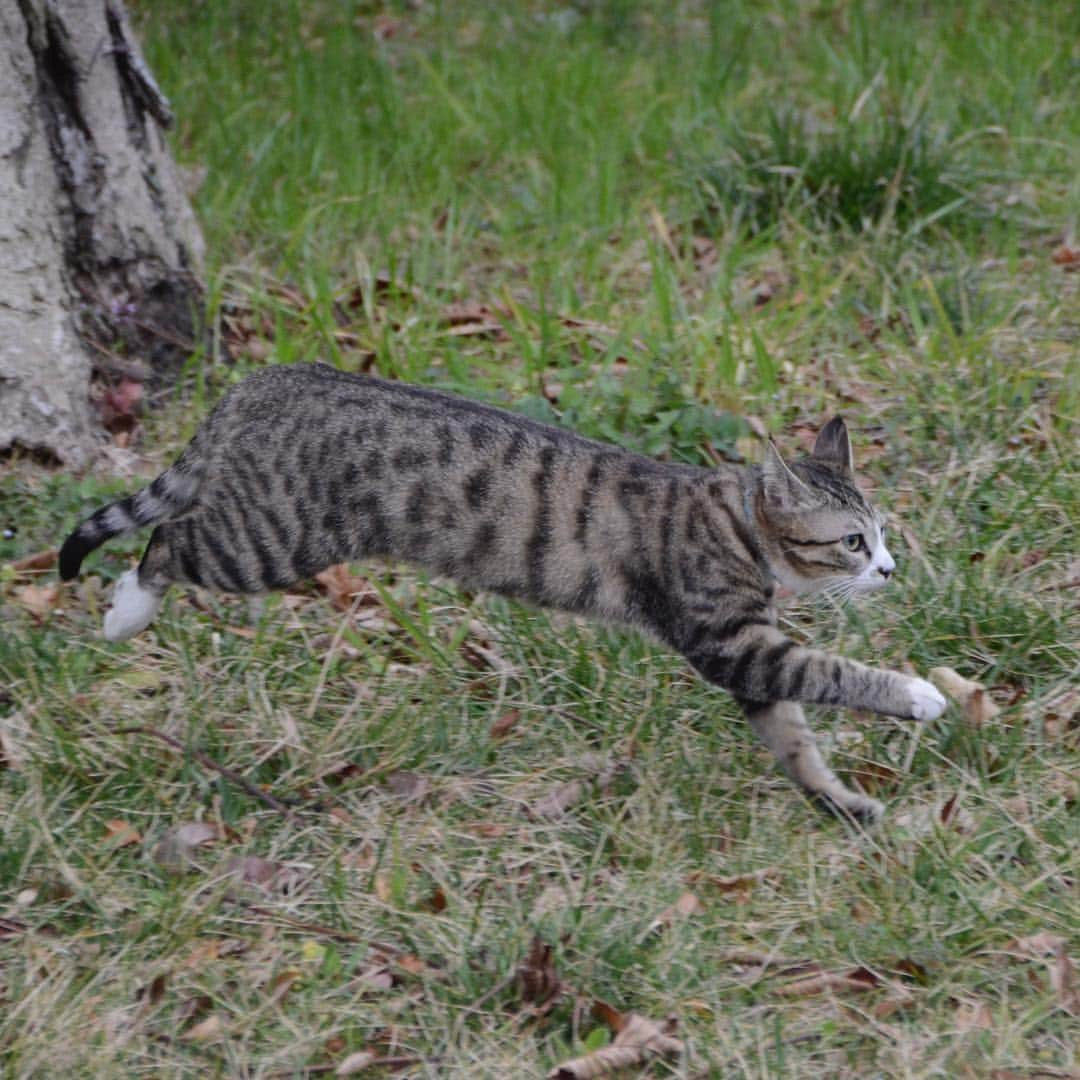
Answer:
[1,0,1078,1075]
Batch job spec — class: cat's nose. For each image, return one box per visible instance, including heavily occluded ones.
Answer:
[877,566,893,579]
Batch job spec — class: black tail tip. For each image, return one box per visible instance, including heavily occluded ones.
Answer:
[58,533,92,581]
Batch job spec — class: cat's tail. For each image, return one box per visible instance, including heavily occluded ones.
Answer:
[58,454,205,581]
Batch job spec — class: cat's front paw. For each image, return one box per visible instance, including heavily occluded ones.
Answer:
[814,789,885,825]
[904,676,947,721]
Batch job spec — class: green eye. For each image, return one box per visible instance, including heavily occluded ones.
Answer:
[842,533,863,552]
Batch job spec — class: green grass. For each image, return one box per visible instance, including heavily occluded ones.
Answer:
[2,0,1078,1075]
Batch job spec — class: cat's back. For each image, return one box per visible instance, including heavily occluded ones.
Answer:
[207,362,687,469]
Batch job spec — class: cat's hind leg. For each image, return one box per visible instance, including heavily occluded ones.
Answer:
[740,699,884,823]
[103,568,164,641]
[102,528,175,641]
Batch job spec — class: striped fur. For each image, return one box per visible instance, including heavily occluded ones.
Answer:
[60,363,946,822]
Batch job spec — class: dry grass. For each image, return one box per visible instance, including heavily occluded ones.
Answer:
[1,1,1078,1076]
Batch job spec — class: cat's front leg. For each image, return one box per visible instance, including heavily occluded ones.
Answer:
[682,621,946,721]
[739,699,884,823]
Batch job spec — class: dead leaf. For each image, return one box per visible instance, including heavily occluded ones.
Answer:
[153,821,220,869]
[774,966,881,998]
[469,821,508,839]
[1006,932,1079,1015]
[424,886,447,913]
[929,667,1001,726]
[490,709,522,739]
[441,302,506,339]
[687,866,780,900]
[1051,244,1080,269]
[954,997,993,1031]
[97,377,144,435]
[1030,685,1080,744]
[394,954,427,977]
[1049,944,1080,1015]
[1007,931,1067,958]
[223,855,285,890]
[548,1011,683,1078]
[529,756,622,819]
[268,968,303,1004]
[136,972,168,1006]
[529,779,584,819]
[383,771,429,802]
[649,891,705,932]
[0,711,31,773]
[335,1050,378,1076]
[355,964,394,993]
[315,565,378,612]
[518,936,561,1009]
[103,819,142,848]
[8,548,56,573]
[373,872,392,904]
[183,1013,224,1042]
[13,583,62,621]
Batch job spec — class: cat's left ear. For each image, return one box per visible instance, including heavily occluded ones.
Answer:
[812,417,854,474]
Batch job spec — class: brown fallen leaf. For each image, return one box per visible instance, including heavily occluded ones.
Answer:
[13,583,62,621]
[1030,684,1080,744]
[0,711,31,773]
[153,821,220,870]
[518,936,562,1010]
[649,891,705,933]
[490,709,522,739]
[335,1050,378,1076]
[774,966,881,998]
[1007,931,1067,958]
[528,756,622,819]
[1051,244,1080,269]
[930,666,1001,726]
[687,866,780,900]
[8,548,57,573]
[1006,932,1079,1016]
[383,770,430,802]
[548,1010,683,1079]
[315,565,378,612]
[954,997,994,1031]
[97,377,144,435]
[1049,945,1079,1016]
[222,855,287,891]
[182,1013,224,1042]
[529,779,584,819]
[103,819,142,848]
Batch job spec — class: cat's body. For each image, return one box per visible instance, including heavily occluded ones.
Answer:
[60,363,945,821]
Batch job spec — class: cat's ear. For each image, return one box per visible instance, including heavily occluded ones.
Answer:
[762,439,815,509]
[812,417,853,474]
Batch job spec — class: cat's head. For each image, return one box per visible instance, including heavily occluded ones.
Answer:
[755,418,894,599]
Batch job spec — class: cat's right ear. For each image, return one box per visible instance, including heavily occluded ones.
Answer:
[762,439,815,510]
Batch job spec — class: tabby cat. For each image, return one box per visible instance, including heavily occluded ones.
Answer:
[60,363,946,822]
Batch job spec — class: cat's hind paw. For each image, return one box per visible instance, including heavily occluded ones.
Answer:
[103,569,161,642]
[905,676,947,721]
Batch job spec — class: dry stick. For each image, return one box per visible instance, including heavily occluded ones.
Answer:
[111,725,296,815]
[236,902,403,959]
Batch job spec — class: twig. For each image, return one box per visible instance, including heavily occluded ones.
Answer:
[110,725,297,815]
[235,902,400,956]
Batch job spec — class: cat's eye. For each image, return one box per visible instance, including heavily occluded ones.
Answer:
[842,533,864,552]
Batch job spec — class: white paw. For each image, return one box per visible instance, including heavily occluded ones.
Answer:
[103,569,161,642]
[906,676,947,721]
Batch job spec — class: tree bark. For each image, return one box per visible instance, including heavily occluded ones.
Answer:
[0,0,204,466]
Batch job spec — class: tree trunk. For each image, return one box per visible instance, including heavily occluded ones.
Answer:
[0,0,204,466]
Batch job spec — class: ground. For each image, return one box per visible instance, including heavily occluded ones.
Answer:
[0,2,1077,1076]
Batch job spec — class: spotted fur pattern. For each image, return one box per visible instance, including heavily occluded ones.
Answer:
[60,363,945,821]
